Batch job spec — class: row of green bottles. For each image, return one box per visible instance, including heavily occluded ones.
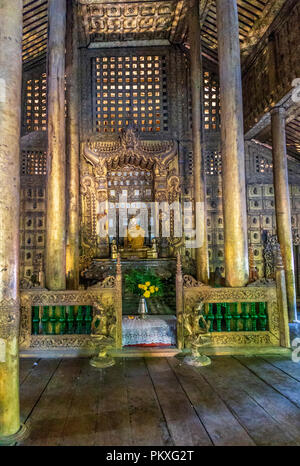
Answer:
[204,302,268,332]
[32,305,93,335]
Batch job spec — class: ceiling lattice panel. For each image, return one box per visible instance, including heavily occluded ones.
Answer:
[79,0,187,43]
[23,0,48,65]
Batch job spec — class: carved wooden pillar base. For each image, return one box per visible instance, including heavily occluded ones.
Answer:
[0,423,29,446]
[90,356,115,369]
[89,337,115,369]
[183,354,211,367]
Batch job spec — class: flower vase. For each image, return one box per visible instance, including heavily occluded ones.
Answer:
[138,296,148,319]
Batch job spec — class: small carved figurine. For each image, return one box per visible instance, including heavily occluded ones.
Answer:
[183,298,211,367]
[111,239,118,260]
[90,301,115,369]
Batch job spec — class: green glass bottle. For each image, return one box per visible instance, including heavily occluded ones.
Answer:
[258,302,267,331]
[67,306,74,334]
[224,303,232,332]
[32,306,40,335]
[206,303,215,332]
[250,302,258,331]
[41,306,50,335]
[59,306,66,335]
[49,306,57,335]
[76,306,84,334]
[216,304,223,332]
[233,303,240,331]
[85,306,92,334]
[241,303,250,331]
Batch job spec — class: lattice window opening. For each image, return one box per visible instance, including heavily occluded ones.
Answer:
[203,71,220,131]
[255,155,273,174]
[24,73,47,132]
[21,151,47,176]
[93,55,168,134]
[205,151,222,176]
[187,69,220,132]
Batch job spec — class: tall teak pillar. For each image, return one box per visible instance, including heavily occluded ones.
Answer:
[189,0,209,283]
[271,107,297,322]
[66,0,80,290]
[0,0,23,442]
[45,0,67,290]
[216,0,249,287]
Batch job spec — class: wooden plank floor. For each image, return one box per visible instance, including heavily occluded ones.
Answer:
[18,355,300,446]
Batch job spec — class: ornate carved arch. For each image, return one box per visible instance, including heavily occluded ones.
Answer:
[80,126,180,263]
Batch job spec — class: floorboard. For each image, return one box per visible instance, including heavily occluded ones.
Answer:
[125,358,172,446]
[17,355,300,446]
[235,356,300,408]
[20,359,85,446]
[260,355,300,382]
[146,358,212,446]
[59,359,101,446]
[19,358,40,385]
[94,359,132,446]
[198,356,296,446]
[168,358,254,446]
[20,359,61,424]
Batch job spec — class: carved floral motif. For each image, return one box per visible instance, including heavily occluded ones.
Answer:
[0,298,20,339]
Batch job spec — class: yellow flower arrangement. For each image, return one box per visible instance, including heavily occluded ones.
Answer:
[137,281,160,299]
[125,269,163,299]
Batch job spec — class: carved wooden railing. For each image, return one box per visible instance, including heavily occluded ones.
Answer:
[20,257,122,350]
[176,253,290,351]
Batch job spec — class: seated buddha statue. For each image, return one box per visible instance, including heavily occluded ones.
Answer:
[126,216,145,250]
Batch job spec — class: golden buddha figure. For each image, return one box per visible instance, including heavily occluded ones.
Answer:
[126,215,145,250]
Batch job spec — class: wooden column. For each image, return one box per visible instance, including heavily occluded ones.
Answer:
[0,0,25,443]
[275,246,290,348]
[189,0,209,284]
[176,253,184,350]
[271,107,297,322]
[66,0,80,290]
[45,0,67,291]
[216,0,249,287]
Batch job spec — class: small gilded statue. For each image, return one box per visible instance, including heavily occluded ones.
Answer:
[126,215,145,249]
[147,238,158,259]
[183,298,211,367]
[89,301,115,369]
[111,239,118,260]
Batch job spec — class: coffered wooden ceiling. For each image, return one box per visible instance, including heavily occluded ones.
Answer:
[22,0,284,65]
[79,0,188,44]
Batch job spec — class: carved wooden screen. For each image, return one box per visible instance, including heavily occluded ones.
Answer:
[92,53,168,134]
[203,70,220,131]
[107,165,153,202]
[24,73,47,133]
[21,150,47,176]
